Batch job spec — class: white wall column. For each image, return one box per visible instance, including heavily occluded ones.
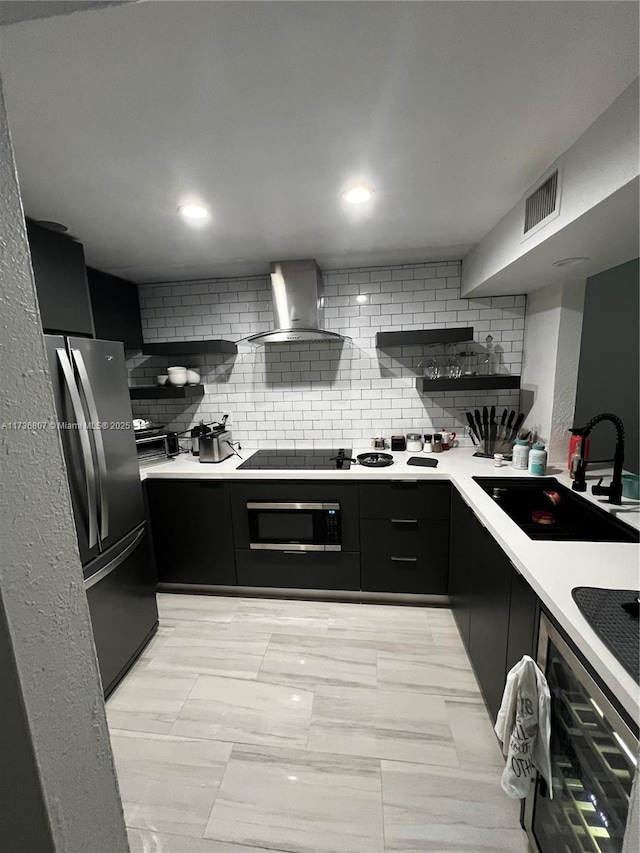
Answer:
[0,77,129,852]
[521,280,585,465]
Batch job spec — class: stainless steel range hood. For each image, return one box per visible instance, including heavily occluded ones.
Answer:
[247,259,350,345]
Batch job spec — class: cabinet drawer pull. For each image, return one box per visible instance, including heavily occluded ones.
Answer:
[391,518,418,524]
[283,550,307,556]
[391,556,418,562]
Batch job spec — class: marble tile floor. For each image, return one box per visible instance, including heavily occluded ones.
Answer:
[109,593,530,853]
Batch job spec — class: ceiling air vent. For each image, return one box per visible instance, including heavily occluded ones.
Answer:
[524,169,559,234]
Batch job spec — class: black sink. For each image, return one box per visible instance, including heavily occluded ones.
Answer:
[473,477,640,543]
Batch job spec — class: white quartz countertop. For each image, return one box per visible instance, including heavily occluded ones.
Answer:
[141,447,640,725]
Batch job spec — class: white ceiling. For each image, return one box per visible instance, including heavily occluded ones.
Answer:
[1,1,638,283]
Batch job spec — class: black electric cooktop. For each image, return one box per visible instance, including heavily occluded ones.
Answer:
[237,448,353,470]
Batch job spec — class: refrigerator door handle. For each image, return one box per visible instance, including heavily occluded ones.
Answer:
[56,348,98,549]
[83,527,145,590]
[72,348,109,542]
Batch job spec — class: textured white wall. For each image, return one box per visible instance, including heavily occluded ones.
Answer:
[462,78,639,295]
[521,281,585,463]
[0,79,128,851]
[128,261,526,447]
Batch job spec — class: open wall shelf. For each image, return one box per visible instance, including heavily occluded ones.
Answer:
[417,375,521,393]
[142,340,237,357]
[376,328,474,348]
[129,384,205,400]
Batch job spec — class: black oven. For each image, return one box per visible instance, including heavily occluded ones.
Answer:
[247,501,341,552]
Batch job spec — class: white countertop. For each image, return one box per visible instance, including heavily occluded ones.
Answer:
[141,447,640,725]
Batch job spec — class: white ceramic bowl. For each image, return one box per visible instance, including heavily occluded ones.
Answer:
[167,366,187,387]
[156,374,169,386]
[186,369,201,385]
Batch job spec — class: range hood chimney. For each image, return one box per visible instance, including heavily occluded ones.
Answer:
[246,259,350,345]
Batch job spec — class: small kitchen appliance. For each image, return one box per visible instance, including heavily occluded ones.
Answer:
[199,428,234,463]
[134,422,180,464]
[247,501,342,552]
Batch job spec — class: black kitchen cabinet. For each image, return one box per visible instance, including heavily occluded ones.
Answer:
[146,480,236,585]
[88,267,143,348]
[506,567,540,673]
[359,481,450,520]
[468,520,514,722]
[360,481,450,594]
[449,486,540,723]
[360,519,448,593]
[235,550,360,591]
[26,219,94,337]
[448,488,476,646]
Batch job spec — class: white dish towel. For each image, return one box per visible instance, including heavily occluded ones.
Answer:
[494,654,553,799]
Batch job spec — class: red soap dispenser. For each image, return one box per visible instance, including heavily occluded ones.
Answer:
[568,428,590,476]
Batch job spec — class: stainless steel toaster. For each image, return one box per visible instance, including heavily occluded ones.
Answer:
[198,429,234,463]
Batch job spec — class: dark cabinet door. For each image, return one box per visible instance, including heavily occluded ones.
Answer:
[506,567,540,673]
[235,549,360,591]
[26,219,94,337]
[448,488,475,648]
[359,481,450,519]
[361,518,448,593]
[468,521,514,722]
[88,267,143,348]
[146,480,236,585]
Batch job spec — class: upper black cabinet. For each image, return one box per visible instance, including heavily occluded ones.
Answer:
[26,219,94,337]
[88,267,143,348]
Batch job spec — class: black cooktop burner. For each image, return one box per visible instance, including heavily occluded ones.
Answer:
[237,448,353,470]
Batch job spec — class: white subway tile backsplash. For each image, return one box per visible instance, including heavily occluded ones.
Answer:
[129,261,526,445]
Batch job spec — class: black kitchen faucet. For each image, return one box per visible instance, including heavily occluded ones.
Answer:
[572,412,625,505]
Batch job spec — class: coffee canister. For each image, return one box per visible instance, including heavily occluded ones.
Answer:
[406,433,423,452]
[391,435,406,451]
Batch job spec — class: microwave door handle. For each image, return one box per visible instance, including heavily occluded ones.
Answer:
[56,348,98,549]
[72,348,109,542]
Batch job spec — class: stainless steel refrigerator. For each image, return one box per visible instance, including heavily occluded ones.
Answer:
[45,334,158,697]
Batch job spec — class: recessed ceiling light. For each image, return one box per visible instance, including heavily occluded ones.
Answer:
[178,203,210,220]
[342,185,375,204]
[553,257,589,267]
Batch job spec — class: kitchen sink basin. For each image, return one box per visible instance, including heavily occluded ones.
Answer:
[473,477,640,543]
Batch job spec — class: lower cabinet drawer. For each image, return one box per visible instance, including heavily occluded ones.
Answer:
[235,550,360,591]
[361,554,448,594]
[360,519,449,560]
[360,518,449,594]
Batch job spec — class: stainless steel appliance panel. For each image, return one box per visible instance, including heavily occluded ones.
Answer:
[45,334,100,565]
[68,336,145,549]
[84,523,158,696]
[230,481,360,552]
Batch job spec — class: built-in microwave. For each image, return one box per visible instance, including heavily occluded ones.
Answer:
[247,501,341,551]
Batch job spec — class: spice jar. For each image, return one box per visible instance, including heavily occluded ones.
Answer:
[432,433,443,453]
[423,434,433,453]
